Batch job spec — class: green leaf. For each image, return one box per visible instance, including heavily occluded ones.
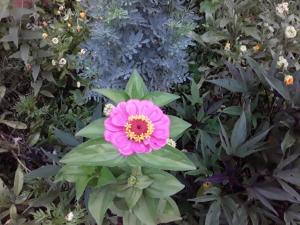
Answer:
[128,145,195,171]
[221,106,242,116]
[13,166,24,196]
[133,195,156,225]
[75,118,105,139]
[205,201,221,225]
[0,120,27,129]
[231,111,247,150]
[242,26,261,41]
[157,198,182,224]
[143,91,179,106]
[54,128,79,147]
[144,169,184,198]
[124,187,143,209]
[88,187,115,225]
[201,31,228,44]
[125,70,148,99]
[208,79,246,93]
[97,167,116,187]
[75,176,91,200]
[26,165,60,179]
[60,138,125,167]
[123,213,141,225]
[93,89,129,104]
[135,175,153,189]
[169,115,191,138]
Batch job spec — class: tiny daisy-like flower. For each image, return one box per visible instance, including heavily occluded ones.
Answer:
[76,81,81,88]
[65,212,74,222]
[51,59,57,66]
[167,138,176,148]
[285,26,297,39]
[240,45,247,52]
[52,37,59,44]
[59,58,67,67]
[42,33,48,39]
[104,100,170,156]
[103,103,115,116]
[58,5,65,11]
[277,56,288,70]
[79,49,87,55]
[284,75,294,86]
[224,42,231,51]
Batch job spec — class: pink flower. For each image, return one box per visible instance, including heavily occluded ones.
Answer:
[104,99,170,156]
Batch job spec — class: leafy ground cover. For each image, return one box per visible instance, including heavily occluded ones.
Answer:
[0,0,300,225]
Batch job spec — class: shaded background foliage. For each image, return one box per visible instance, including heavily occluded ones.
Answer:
[1,0,300,224]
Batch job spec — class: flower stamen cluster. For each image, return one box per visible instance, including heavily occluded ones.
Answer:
[125,115,154,142]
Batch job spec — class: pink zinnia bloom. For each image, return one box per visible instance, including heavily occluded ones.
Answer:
[104,99,170,156]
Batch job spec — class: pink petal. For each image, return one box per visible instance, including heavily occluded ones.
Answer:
[104,118,124,131]
[148,107,163,122]
[118,144,134,156]
[104,130,113,142]
[125,100,139,115]
[130,141,151,153]
[149,136,167,150]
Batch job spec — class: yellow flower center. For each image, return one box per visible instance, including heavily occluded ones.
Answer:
[125,115,154,142]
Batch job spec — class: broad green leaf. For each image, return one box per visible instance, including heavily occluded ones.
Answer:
[0,120,27,129]
[133,195,156,225]
[205,201,221,225]
[144,169,184,198]
[231,111,247,150]
[125,70,148,99]
[208,79,246,93]
[124,187,143,209]
[88,188,115,225]
[143,91,179,106]
[135,175,153,190]
[60,138,125,167]
[26,165,60,179]
[75,118,105,139]
[27,132,40,146]
[97,167,116,187]
[201,31,228,44]
[242,26,261,41]
[169,115,191,138]
[128,145,195,171]
[13,166,24,196]
[75,176,91,200]
[93,89,129,104]
[123,213,140,225]
[54,128,79,147]
[157,198,182,224]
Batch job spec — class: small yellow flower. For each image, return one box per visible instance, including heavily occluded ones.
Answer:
[284,75,294,86]
[67,22,72,28]
[42,33,48,39]
[79,11,86,19]
[253,43,261,53]
[202,182,212,190]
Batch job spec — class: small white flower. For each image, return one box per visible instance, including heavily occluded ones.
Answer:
[285,26,297,39]
[79,48,87,55]
[76,81,81,88]
[224,42,231,51]
[58,5,65,11]
[277,56,288,70]
[59,58,67,67]
[51,59,57,66]
[167,138,176,148]
[52,37,59,44]
[65,212,74,222]
[276,2,289,15]
[103,103,115,116]
[240,45,247,53]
